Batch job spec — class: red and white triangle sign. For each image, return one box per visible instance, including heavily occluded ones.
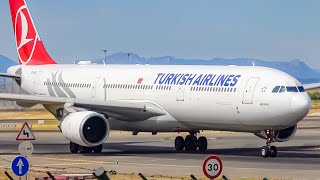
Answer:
[16,122,36,141]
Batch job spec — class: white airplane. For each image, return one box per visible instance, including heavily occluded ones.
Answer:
[1,0,319,158]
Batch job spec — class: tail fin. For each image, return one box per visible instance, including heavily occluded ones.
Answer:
[9,0,56,65]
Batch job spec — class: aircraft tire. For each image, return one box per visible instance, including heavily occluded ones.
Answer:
[197,136,208,151]
[269,146,277,157]
[79,146,92,153]
[175,136,185,151]
[70,142,79,153]
[261,146,270,158]
[185,135,197,151]
[93,144,103,153]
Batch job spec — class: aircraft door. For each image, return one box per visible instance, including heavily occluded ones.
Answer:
[176,86,185,101]
[242,77,260,104]
[91,77,107,101]
[91,77,101,98]
[33,71,43,94]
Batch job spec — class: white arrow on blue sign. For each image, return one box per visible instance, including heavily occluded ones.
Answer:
[11,155,29,177]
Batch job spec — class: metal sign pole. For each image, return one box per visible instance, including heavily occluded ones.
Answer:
[25,156,28,180]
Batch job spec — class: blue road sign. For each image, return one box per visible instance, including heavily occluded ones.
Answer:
[11,156,29,177]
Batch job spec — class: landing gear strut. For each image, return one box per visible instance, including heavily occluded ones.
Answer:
[261,130,278,158]
[69,142,103,154]
[174,132,208,152]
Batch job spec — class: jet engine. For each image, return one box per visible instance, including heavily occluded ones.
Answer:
[254,124,297,142]
[60,111,110,147]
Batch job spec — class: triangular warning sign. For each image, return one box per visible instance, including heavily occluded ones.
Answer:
[16,122,36,141]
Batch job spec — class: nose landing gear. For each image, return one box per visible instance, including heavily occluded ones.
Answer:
[261,130,278,158]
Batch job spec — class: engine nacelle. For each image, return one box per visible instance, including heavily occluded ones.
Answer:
[60,111,110,147]
[254,124,297,142]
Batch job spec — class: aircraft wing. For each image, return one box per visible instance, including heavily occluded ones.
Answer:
[0,93,166,121]
[304,83,320,91]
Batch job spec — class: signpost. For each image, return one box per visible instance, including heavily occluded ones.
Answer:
[16,122,36,141]
[12,122,35,179]
[11,156,29,177]
[202,155,223,179]
[19,141,34,157]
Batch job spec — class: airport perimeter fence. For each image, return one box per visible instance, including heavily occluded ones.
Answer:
[0,78,26,109]
[0,119,59,132]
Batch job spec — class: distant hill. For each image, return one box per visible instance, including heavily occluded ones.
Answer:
[94,52,320,84]
[0,55,17,73]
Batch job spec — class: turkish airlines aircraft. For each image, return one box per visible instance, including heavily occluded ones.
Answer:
[1,0,319,158]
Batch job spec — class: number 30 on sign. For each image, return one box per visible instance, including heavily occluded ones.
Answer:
[202,155,223,179]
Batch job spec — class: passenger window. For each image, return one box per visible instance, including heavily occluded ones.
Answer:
[286,86,298,92]
[279,86,286,93]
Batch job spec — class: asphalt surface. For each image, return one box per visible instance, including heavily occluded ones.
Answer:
[0,121,320,179]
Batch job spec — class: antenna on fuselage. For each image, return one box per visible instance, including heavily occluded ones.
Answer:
[101,49,108,66]
[252,61,255,67]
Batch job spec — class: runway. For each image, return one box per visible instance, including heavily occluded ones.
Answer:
[0,125,320,179]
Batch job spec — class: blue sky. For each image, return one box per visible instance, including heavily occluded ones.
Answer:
[0,1,320,68]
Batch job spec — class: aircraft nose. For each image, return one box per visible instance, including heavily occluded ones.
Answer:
[291,94,311,118]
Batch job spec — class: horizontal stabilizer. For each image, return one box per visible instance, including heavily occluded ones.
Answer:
[0,73,21,79]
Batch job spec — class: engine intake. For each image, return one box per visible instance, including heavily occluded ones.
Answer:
[254,124,297,142]
[60,111,110,147]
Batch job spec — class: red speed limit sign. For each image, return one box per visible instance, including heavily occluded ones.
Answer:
[202,155,223,179]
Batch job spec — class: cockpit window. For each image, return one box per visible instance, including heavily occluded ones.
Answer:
[297,86,305,92]
[286,86,298,92]
[279,86,286,93]
[272,85,304,93]
[272,86,280,93]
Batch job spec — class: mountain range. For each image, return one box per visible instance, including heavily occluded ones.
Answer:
[96,52,320,84]
[0,53,319,84]
[0,55,17,73]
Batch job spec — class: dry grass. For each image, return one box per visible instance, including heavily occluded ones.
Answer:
[0,110,56,120]
[309,100,320,114]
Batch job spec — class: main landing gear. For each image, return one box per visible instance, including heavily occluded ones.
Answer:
[175,132,208,152]
[261,130,278,158]
[70,142,103,154]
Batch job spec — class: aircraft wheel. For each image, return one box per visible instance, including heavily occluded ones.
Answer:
[79,146,92,153]
[261,146,270,158]
[93,144,103,153]
[269,146,277,157]
[175,136,185,151]
[197,136,208,151]
[70,142,79,153]
[185,135,197,151]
